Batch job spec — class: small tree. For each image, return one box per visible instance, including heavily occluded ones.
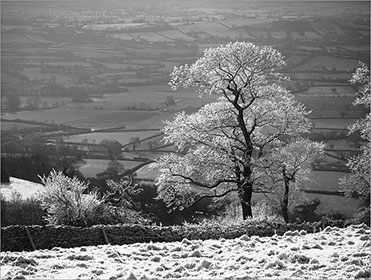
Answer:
[105,160,125,177]
[5,95,21,111]
[339,62,370,203]
[257,138,324,223]
[153,42,312,219]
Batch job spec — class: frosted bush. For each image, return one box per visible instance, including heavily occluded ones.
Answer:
[38,170,149,226]
[38,170,107,226]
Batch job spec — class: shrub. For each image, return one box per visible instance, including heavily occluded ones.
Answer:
[38,170,107,227]
[0,191,44,226]
[37,171,149,227]
[251,200,283,223]
[199,199,284,226]
[291,199,321,222]
[352,207,370,226]
[102,178,150,225]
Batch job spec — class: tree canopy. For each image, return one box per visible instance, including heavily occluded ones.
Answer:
[153,42,322,220]
[339,62,370,202]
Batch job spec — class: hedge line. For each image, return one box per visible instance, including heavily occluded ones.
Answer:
[1,219,348,252]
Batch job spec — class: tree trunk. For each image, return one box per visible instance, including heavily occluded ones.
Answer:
[281,178,290,223]
[240,184,253,219]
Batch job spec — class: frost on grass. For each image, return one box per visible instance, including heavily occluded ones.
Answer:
[0,226,370,280]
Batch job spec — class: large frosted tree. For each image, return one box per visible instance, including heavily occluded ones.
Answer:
[339,62,370,203]
[153,42,315,219]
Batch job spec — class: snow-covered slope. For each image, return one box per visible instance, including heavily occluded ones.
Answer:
[1,224,369,280]
[0,177,44,200]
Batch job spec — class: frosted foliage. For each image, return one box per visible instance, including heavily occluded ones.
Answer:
[170,42,287,99]
[340,62,370,199]
[154,42,317,214]
[256,139,325,199]
[38,170,105,226]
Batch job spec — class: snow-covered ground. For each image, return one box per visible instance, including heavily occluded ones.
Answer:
[1,224,370,280]
[0,177,43,201]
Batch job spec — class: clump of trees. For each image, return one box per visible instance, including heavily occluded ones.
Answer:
[152,42,324,221]
[100,139,123,159]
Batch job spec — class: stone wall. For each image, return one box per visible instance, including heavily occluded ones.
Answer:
[1,220,345,252]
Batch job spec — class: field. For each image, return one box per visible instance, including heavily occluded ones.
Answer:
[83,23,147,30]
[77,159,145,178]
[64,131,160,145]
[2,108,170,130]
[311,118,357,129]
[110,33,135,40]
[305,86,354,96]
[292,55,360,72]
[19,96,72,108]
[293,73,352,80]
[177,22,249,39]
[1,33,37,44]
[0,121,44,132]
[24,34,53,44]
[1,225,370,280]
[129,32,173,42]
[1,73,27,84]
[157,30,195,41]
[21,68,74,85]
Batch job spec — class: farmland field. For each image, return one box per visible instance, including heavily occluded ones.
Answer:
[64,131,160,145]
[303,192,363,217]
[65,110,170,130]
[304,86,355,96]
[129,32,173,42]
[94,72,137,79]
[21,68,74,85]
[19,96,72,107]
[271,31,287,40]
[292,73,352,80]
[24,34,53,44]
[157,30,195,41]
[304,31,322,40]
[2,108,170,130]
[310,118,358,129]
[304,171,364,217]
[0,121,44,131]
[77,159,145,178]
[177,22,238,38]
[83,23,147,30]
[110,33,135,40]
[44,62,91,67]
[1,33,36,44]
[292,55,359,72]
[1,73,26,84]
[95,62,138,70]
